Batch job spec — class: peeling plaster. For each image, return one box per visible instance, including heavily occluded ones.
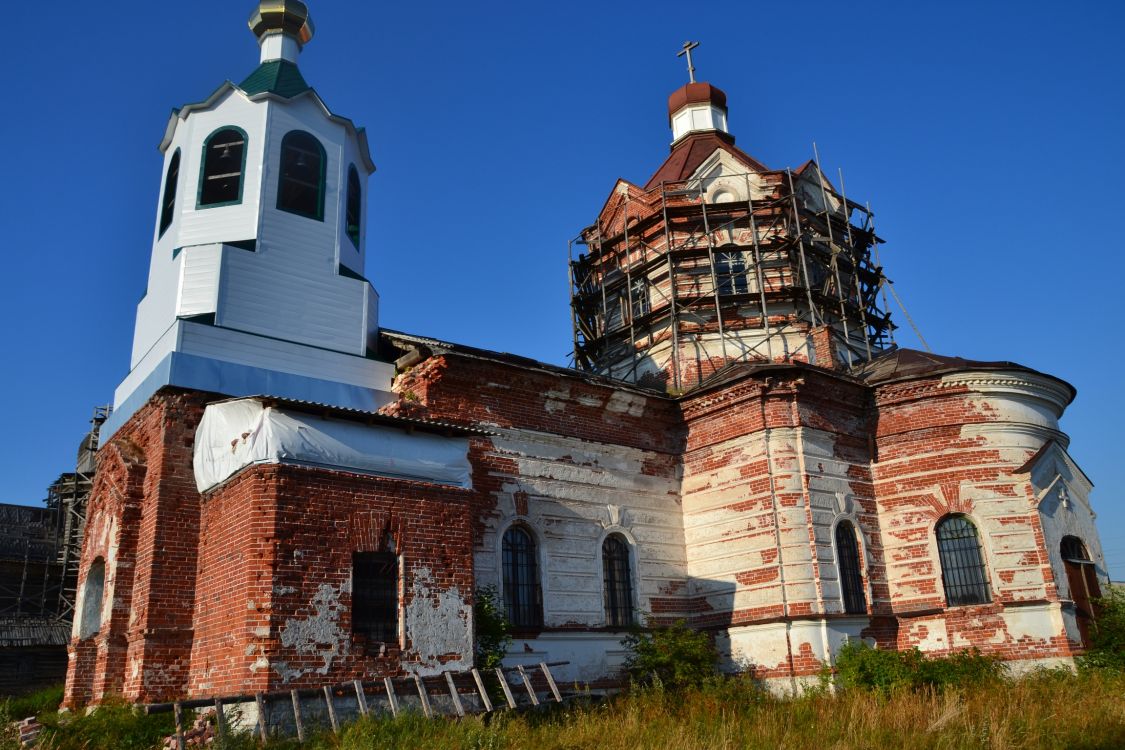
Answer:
[1003,605,1061,643]
[907,619,948,651]
[275,583,349,683]
[404,566,472,673]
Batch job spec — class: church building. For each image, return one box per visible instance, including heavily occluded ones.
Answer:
[64,1,1109,707]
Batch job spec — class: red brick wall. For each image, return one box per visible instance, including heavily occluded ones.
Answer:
[66,356,1084,704]
[188,463,475,697]
[64,388,210,708]
[867,375,1076,660]
[385,353,682,454]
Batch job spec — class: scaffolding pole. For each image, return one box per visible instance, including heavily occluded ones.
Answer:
[812,143,855,367]
[786,169,822,328]
[837,168,873,360]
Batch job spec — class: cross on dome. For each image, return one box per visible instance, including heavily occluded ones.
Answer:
[677,41,700,83]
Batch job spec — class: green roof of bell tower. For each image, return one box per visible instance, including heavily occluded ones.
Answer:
[238,59,311,98]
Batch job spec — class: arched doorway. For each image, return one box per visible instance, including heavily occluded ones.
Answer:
[1061,536,1101,648]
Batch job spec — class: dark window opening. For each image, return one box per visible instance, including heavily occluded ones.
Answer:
[346,165,362,248]
[278,130,326,220]
[352,551,398,645]
[159,149,181,235]
[602,534,634,627]
[716,247,749,295]
[199,128,246,207]
[835,521,866,615]
[936,515,991,606]
[502,526,542,629]
[1061,535,1101,648]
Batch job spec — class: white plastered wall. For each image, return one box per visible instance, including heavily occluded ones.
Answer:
[473,424,685,683]
[1030,442,1106,644]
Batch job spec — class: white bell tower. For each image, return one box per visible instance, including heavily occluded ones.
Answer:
[102,0,395,440]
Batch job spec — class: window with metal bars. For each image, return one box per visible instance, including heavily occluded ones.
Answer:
[352,551,398,645]
[835,521,866,615]
[935,515,991,606]
[159,149,180,236]
[502,526,542,629]
[277,130,326,220]
[346,165,362,248]
[602,534,634,627]
[198,127,247,207]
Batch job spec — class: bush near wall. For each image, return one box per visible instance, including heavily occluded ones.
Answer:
[621,620,719,688]
[1078,588,1125,672]
[832,642,1005,694]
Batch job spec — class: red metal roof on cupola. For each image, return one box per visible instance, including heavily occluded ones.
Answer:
[667,81,727,120]
[643,131,768,190]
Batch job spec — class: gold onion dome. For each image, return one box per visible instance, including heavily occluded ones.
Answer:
[249,0,315,46]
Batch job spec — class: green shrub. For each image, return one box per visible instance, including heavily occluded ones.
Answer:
[833,640,913,693]
[474,585,512,671]
[833,641,1004,693]
[622,619,718,688]
[0,684,63,724]
[1078,587,1125,672]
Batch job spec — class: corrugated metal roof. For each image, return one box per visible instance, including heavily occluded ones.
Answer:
[851,348,1075,401]
[0,618,70,648]
[232,395,495,437]
[381,329,670,399]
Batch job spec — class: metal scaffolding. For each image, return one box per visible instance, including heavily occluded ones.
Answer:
[0,406,110,626]
[48,405,110,623]
[568,162,895,390]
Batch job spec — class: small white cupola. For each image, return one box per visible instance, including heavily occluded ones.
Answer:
[249,0,315,64]
[668,81,730,144]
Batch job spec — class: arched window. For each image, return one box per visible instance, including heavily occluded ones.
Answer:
[835,521,866,615]
[159,149,180,236]
[935,515,991,606]
[198,127,247,207]
[346,165,362,248]
[502,525,542,629]
[1061,536,1101,647]
[78,557,106,640]
[602,534,634,627]
[278,130,326,220]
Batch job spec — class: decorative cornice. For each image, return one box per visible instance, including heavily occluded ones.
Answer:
[938,371,1073,416]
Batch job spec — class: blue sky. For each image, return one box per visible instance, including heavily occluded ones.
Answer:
[2,1,1123,575]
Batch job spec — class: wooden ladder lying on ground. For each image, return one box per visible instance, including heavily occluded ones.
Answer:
[145,662,569,747]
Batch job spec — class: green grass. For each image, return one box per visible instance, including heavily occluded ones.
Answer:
[0,685,64,726]
[7,670,1125,750]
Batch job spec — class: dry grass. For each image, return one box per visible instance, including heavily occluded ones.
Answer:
[302,669,1125,750]
[7,670,1123,750]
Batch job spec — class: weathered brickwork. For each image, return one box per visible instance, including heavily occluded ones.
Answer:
[188,463,476,696]
[386,351,689,680]
[64,389,210,708]
[65,348,1107,704]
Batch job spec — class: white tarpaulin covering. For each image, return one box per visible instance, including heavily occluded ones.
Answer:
[193,398,472,493]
